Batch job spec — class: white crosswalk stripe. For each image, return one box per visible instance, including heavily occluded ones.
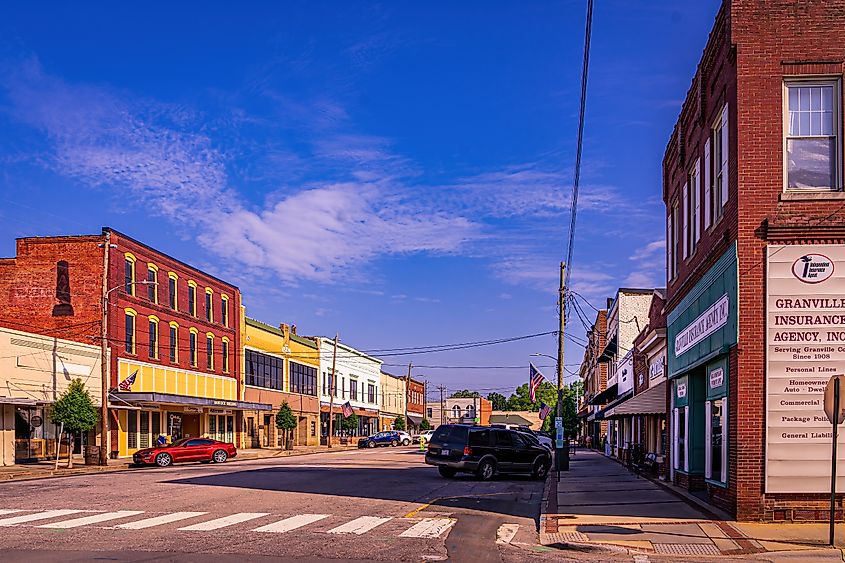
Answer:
[115,511,208,530]
[326,516,392,535]
[0,510,87,526]
[178,512,270,531]
[399,518,456,538]
[38,510,145,529]
[253,514,329,534]
[0,510,24,516]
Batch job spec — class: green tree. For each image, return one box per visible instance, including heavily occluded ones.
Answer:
[340,412,358,435]
[50,378,99,468]
[450,389,480,398]
[540,383,580,437]
[275,402,297,450]
[393,416,405,431]
[419,418,431,431]
[506,382,557,412]
[486,392,508,411]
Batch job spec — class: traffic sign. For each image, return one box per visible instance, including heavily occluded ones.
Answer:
[554,417,563,429]
[824,375,845,425]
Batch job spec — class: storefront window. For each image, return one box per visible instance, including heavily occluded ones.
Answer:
[710,400,722,478]
[677,407,686,471]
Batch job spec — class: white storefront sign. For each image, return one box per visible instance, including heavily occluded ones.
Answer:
[649,355,665,380]
[709,367,724,389]
[766,244,845,493]
[675,294,730,357]
[677,382,687,399]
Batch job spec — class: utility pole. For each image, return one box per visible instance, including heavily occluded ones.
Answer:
[99,232,112,466]
[437,385,446,426]
[556,261,568,472]
[327,333,338,449]
[405,362,411,429]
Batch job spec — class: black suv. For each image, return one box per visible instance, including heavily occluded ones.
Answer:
[425,424,551,480]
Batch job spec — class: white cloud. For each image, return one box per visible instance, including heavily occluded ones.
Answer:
[3,59,479,284]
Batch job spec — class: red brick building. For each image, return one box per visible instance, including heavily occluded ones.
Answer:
[0,228,268,461]
[407,377,425,432]
[664,1,845,520]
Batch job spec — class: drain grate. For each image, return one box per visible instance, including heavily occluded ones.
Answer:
[547,531,590,543]
[653,543,721,556]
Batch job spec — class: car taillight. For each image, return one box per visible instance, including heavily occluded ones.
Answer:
[463,446,472,456]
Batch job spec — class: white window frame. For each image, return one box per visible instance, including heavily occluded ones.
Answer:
[783,78,842,192]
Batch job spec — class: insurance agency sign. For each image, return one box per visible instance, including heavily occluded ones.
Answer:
[766,245,845,493]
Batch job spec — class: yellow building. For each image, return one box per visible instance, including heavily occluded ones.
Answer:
[241,311,321,449]
[379,371,406,431]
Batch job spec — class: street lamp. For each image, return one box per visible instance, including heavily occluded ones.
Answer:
[99,277,157,465]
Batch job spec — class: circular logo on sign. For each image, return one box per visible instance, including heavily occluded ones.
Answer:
[792,254,834,284]
[30,415,43,428]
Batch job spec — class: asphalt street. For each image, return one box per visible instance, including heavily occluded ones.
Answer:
[0,447,596,562]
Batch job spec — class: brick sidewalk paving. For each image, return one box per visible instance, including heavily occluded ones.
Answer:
[540,448,844,560]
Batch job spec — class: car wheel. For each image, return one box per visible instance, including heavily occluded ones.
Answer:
[438,466,458,478]
[367,441,376,448]
[532,458,550,480]
[155,453,172,468]
[391,439,398,447]
[402,439,410,446]
[212,449,228,463]
[476,459,495,481]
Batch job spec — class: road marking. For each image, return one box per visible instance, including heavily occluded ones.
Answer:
[496,523,519,544]
[178,512,270,531]
[404,503,432,518]
[399,518,456,538]
[38,510,145,529]
[0,510,86,526]
[327,516,392,535]
[0,510,24,516]
[115,512,209,530]
[253,513,329,533]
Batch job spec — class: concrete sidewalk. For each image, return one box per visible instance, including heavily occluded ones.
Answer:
[540,448,845,560]
[0,444,359,483]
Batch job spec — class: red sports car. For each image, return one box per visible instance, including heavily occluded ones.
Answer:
[132,438,237,467]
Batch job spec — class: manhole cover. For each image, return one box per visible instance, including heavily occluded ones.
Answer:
[653,543,721,556]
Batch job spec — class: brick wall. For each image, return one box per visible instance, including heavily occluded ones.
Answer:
[0,235,105,345]
[665,0,845,520]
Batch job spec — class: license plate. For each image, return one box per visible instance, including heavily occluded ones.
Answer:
[441,449,450,456]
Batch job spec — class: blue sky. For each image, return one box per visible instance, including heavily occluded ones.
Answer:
[0,0,720,398]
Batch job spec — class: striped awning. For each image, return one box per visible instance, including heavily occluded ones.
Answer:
[605,381,667,418]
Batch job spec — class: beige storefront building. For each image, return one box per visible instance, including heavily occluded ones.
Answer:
[0,326,102,466]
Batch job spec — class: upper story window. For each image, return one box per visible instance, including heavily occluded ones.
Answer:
[221,295,229,327]
[668,199,680,280]
[289,361,317,396]
[451,405,461,419]
[168,273,178,310]
[684,161,701,258]
[124,254,136,295]
[148,316,159,360]
[124,309,137,354]
[205,288,213,323]
[368,383,376,404]
[169,322,179,362]
[187,281,197,317]
[245,349,282,390]
[785,80,841,191]
[147,264,158,304]
[189,328,198,367]
[206,333,214,370]
[705,106,728,227]
[349,379,359,401]
[221,337,230,373]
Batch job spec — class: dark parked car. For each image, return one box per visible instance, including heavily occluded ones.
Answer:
[358,431,402,448]
[425,424,551,480]
[132,438,236,467]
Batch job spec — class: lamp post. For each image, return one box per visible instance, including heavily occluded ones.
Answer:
[99,277,157,466]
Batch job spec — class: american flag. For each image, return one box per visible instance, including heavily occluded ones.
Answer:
[529,363,545,403]
[341,401,353,418]
[118,370,138,391]
[538,401,552,420]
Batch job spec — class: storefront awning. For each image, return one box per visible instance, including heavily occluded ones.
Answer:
[594,390,633,420]
[407,413,423,425]
[605,381,667,418]
[589,383,618,406]
[111,392,273,411]
[598,333,618,363]
[0,397,38,405]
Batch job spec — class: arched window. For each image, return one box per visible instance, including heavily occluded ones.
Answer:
[466,404,475,419]
[452,405,461,419]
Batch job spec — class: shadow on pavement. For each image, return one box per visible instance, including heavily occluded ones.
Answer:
[165,464,543,521]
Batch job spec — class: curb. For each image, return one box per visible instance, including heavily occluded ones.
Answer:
[0,445,361,484]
